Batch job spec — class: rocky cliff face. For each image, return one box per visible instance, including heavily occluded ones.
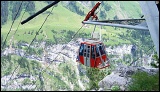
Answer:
[98,64,159,91]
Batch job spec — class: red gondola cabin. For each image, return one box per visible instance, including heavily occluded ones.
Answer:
[76,39,109,69]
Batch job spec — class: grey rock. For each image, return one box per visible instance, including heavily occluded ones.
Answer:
[98,64,159,91]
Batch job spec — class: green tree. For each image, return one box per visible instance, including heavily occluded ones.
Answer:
[99,10,106,19]
[151,54,159,68]
[1,1,8,25]
[86,67,106,90]
[45,39,54,46]
[17,57,29,69]
[25,1,35,15]
[37,48,43,55]
[104,3,111,11]
[66,1,84,16]
[113,15,118,20]
[12,1,22,21]
[1,35,7,50]
[27,47,36,55]
[127,71,159,91]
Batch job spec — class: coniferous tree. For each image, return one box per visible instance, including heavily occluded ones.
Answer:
[1,1,8,25]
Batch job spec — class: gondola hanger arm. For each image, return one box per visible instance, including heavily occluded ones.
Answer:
[83,2,101,21]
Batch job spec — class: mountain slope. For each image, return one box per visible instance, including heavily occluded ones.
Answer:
[1,1,143,46]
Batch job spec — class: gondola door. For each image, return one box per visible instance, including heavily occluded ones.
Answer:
[83,44,91,67]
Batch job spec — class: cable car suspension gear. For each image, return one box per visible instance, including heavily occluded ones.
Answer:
[83,2,101,21]
[76,1,110,69]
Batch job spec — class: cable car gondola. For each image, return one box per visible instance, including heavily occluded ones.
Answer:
[76,1,109,69]
[76,38,109,69]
